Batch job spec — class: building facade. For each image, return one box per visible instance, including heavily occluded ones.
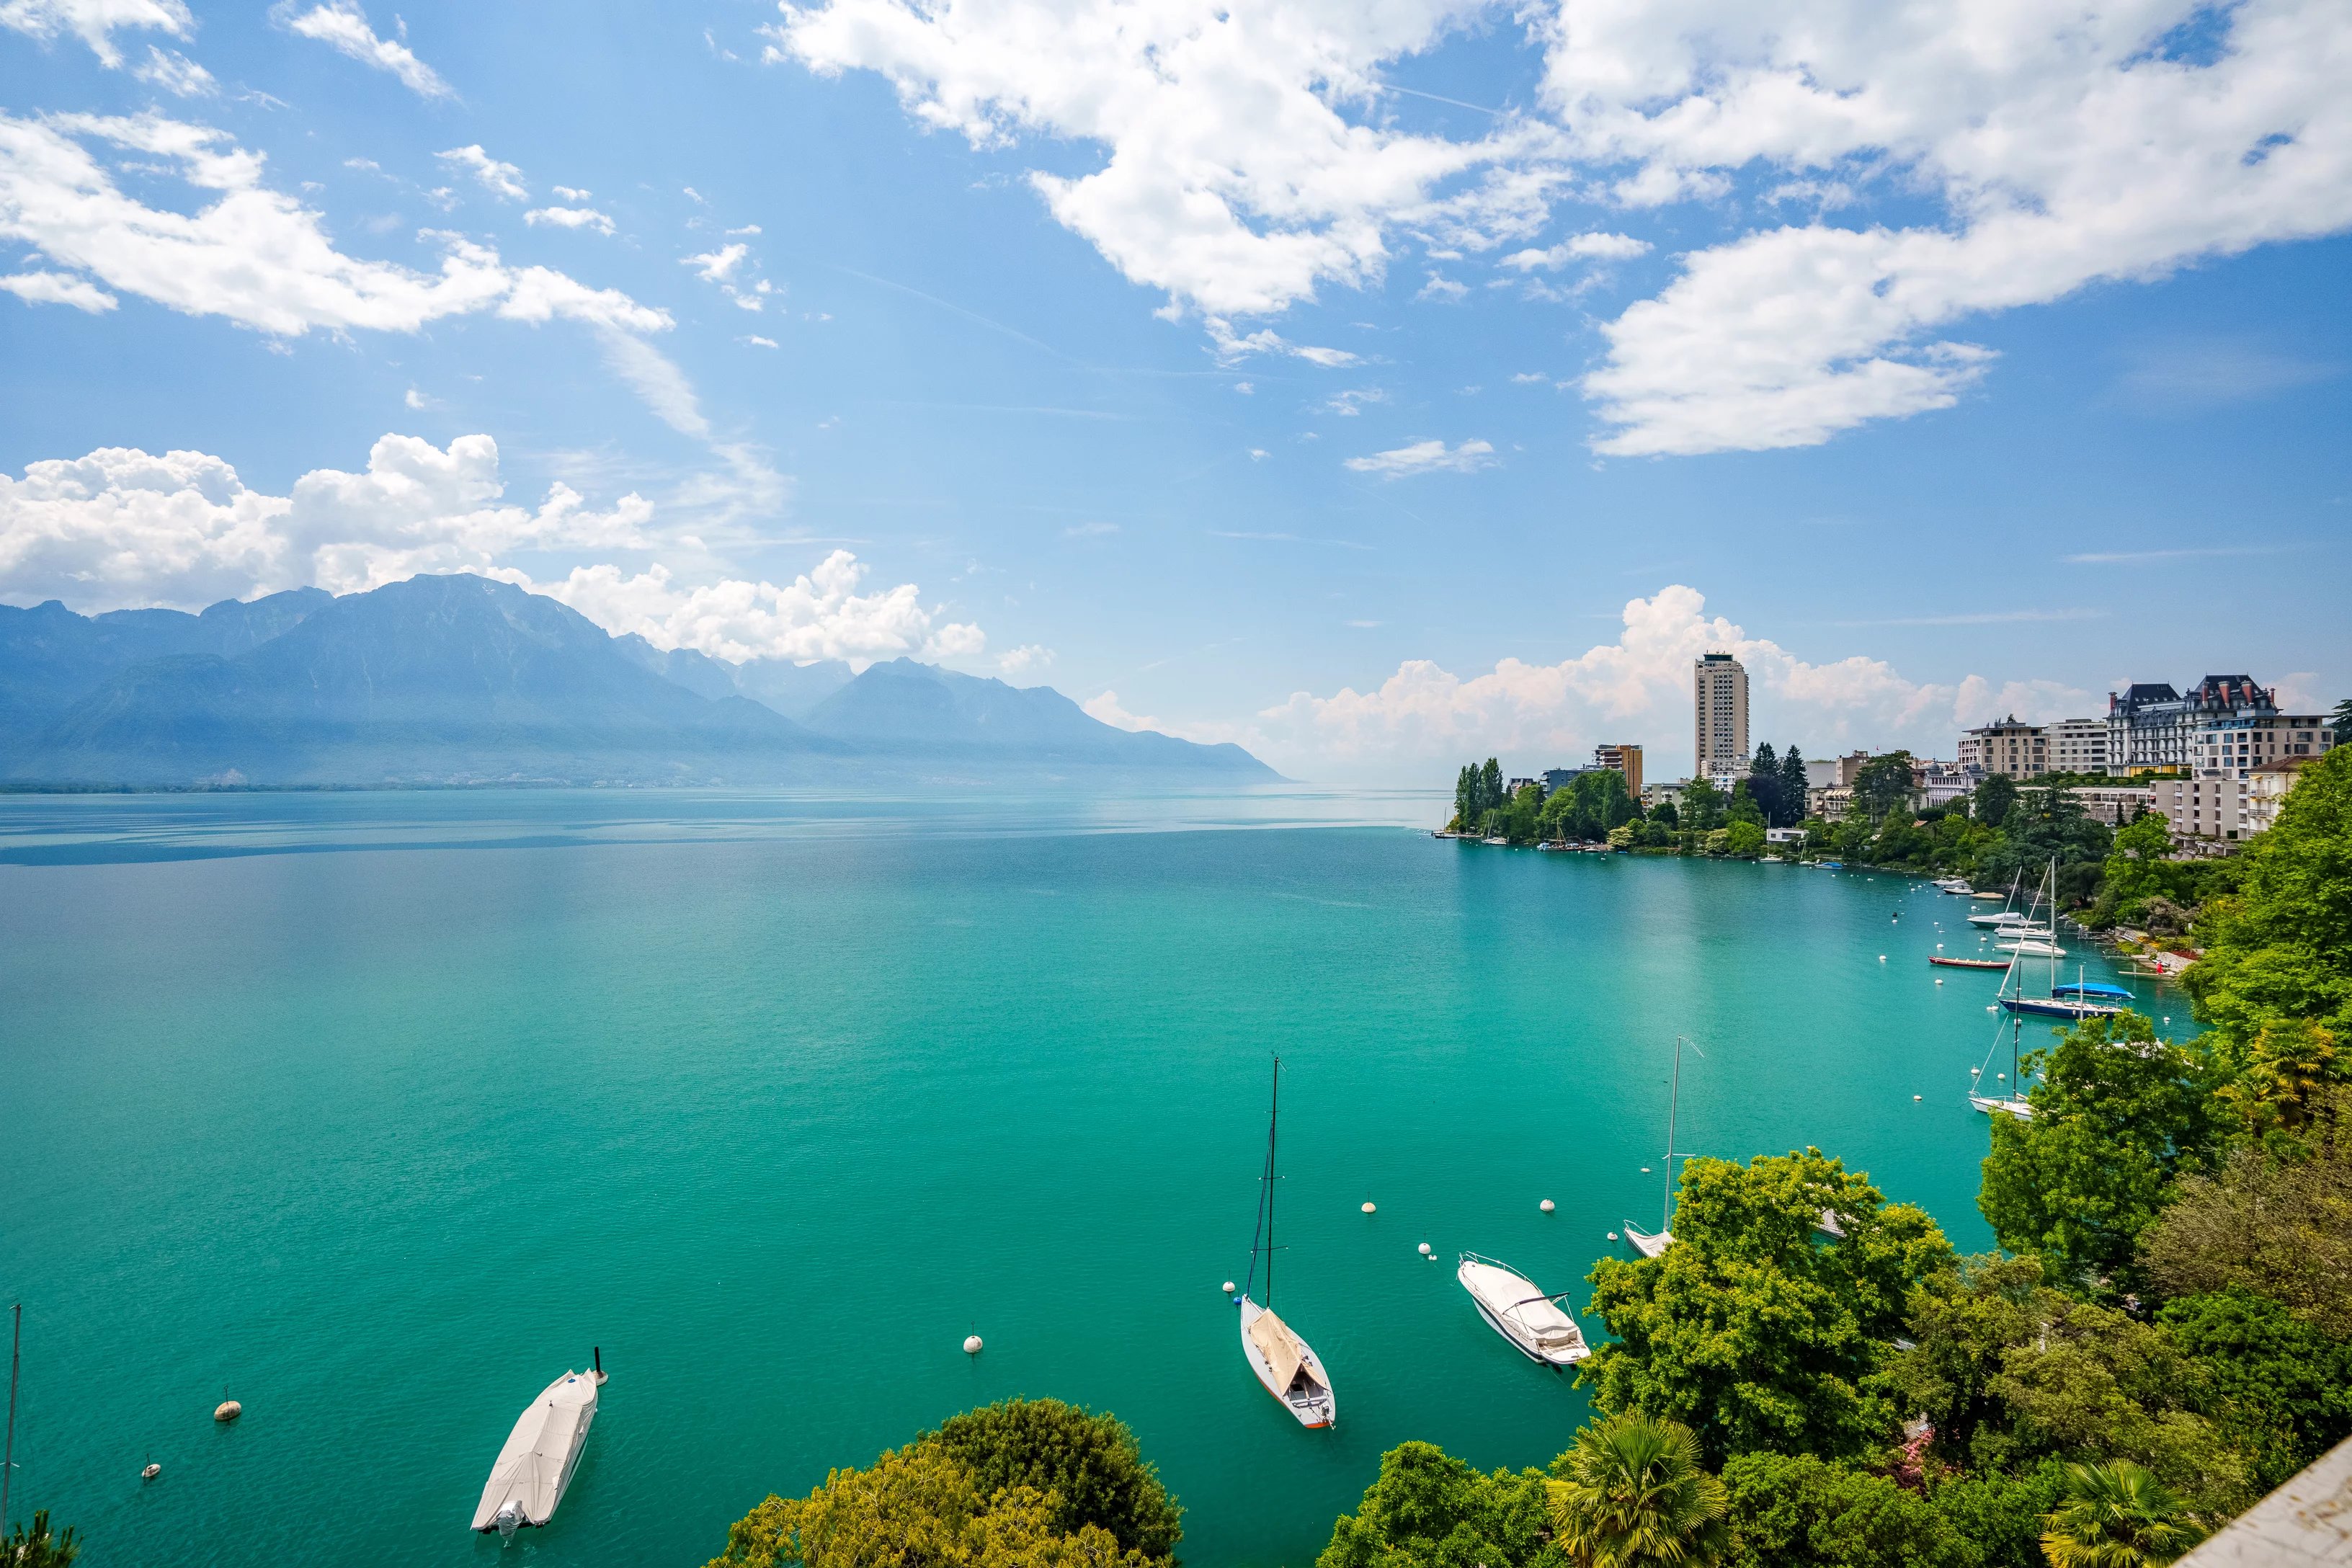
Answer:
[2049,717,2111,775]
[2069,786,2155,827]
[1591,743,1644,801]
[2106,675,2320,775]
[2152,775,2250,842]
[2108,683,2188,772]
[1693,654,1749,780]
[1960,716,2050,780]
[2190,705,2333,781]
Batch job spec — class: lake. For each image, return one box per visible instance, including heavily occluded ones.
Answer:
[0,790,2177,1567]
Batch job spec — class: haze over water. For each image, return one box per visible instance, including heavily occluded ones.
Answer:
[0,792,2167,1567]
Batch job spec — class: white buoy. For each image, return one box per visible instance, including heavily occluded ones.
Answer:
[1417,1242,1432,1257]
[1987,1004,1998,1012]
[1879,955,1887,962]
[963,1335,983,1355]
[1607,1231,1618,1241]
[1221,1280,1235,1294]
[1539,1198,1556,1213]
[213,1400,241,1423]
[1913,1095,1923,1101]
[1361,1200,1376,1214]
[1936,978,1943,985]
[1639,1165,1651,1173]
[142,1462,161,1481]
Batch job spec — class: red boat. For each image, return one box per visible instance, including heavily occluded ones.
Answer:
[1929,956,2010,970]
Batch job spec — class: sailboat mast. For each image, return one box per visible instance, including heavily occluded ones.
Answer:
[1662,1038,1682,1234]
[1266,1056,1280,1307]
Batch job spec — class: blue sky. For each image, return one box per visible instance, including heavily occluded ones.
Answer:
[2,0,2348,782]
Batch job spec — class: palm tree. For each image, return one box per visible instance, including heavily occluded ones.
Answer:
[2041,1461,2205,1568]
[4,1510,81,1567]
[1546,1411,1729,1568]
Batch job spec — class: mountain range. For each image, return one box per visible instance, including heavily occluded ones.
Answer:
[0,574,1275,787]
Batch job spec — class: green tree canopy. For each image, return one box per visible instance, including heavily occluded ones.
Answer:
[1317,1441,1560,1568]
[1977,1012,2228,1293]
[1974,775,2019,831]
[1547,1412,1729,1568]
[2158,1286,2352,1489]
[1717,1452,1968,1568]
[2039,1461,2205,1568]
[1580,1150,1954,1464]
[1683,778,1727,832]
[3,1512,79,1568]
[1851,753,1916,824]
[926,1399,1182,1559]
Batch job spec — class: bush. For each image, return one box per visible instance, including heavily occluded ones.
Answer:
[1719,1453,1969,1568]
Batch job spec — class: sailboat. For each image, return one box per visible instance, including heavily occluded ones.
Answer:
[1232,1056,1335,1430]
[1970,994,2035,1118]
[1624,1035,1700,1257]
[1967,871,2028,927]
[1992,860,2068,958]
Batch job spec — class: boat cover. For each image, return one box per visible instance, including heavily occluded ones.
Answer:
[1459,1260,1586,1354]
[471,1371,598,1531]
[1247,1306,1309,1391]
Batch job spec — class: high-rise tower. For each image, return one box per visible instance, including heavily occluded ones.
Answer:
[1694,652,1749,779]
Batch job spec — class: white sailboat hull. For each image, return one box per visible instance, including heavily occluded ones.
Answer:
[1970,1094,2034,1118]
[1624,1225,1673,1259]
[1237,1296,1335,1429]
[1456,1256,1589,1366]
[471,1369,601,1533]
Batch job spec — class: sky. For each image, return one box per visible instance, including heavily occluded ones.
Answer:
[1,0,2348,783]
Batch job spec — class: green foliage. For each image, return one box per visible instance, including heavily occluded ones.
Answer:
[1683,778,1727,832]
[1653,799,1680,832]
[2140,1085,2352,1338]
[1729,779,1766,827]
[2183,745,2352,1065]
[2158,1287,2352,1489]
[1974,775,2018,831]
[1922,1465,2067,1568]
[1852,753,1916,824]
[1779,747,1812,829]
[1724,821,1766,858]
[1977,1012,2227,1293]
[1580,1150,1954,1465]
[2038,1461,2204,1568]
[1454,759,1510,832]
[705,1402,1175,1568]
[3,1512,80,1568]
[927,1399,1182,1559]
[1542,770,1639,842]
[1717,1452,1969,1568]
[1317,1441,1561,1568]
[1547,1412,1729,1568]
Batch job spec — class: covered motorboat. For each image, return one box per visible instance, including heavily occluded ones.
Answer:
[471,1360,605,1536]
[1237,1295,1335,1428]
[1456,1254,1589,1366]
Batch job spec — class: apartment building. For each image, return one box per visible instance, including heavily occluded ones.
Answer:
[1959,716,2050,780]
[2151,775,2250,842]
[1591,743,1644,801]
[2069,786,2155,827]
[1693,654,1749,779]
[2247,757,2315,834]
[2190,706,2334,780]
[2049,718,2111,774]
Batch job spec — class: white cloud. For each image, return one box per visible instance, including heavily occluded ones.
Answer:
[1204,316,1359,367]
[436,145,527,202]
[131,45,214,94]
[684,244,749,283]
[401,386,432,409]
[1343,437,1494,477]
[552,184,590,201]
[525,205,616,234]
[519,551,984,667]
[1549,0,2352,455]
[726,223,762,236]
[1417,272,1468,301]
[997,643,1054,675]
[743,333,779,348]
[1256,583,2093,781]
[1323,387,1385,416]
[0,433,654,612]
[1082,690,1154,731]
[0,0,189,68]
[0,270,117,312]
[1499,231,1648,270]
[767,0,1557,321]
[279,1,453,99]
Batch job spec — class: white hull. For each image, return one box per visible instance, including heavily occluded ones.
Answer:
[1457,1256,1589,1366]
[472,1368,602,1533]
[1970,1094,2034,1118]
[1624,1224,1673,1259]
[1237,1295,1334,1429]
[1997,940,2067,958]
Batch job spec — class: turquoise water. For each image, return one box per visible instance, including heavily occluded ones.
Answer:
[0,793,2179,1567]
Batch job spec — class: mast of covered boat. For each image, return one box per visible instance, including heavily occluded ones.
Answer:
[1660,1036,1683,1236]
[1265,1055,1278,1307]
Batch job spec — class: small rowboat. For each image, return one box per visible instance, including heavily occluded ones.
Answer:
[1930,956,2010,970]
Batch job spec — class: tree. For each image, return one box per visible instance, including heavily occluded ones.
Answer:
[1546,1412,1729,1568]
[2,1512,79,1568]
[1653,799,1680,832]
[2139,1085,2352,1338]
[1724,821,1766,859]
[1748,744,1784,828]
[1922,1466,2067,1568]
[1977,1012,2228,1293]
[2039,1462,2204,1568]
[2159,1287,2352,1489]
[1482,758,1505,817]
[1976,775,2020,831]
[926,1399,1182,1559]
[1318,1441,1559,1568]
[1729,780,1766,827]
[2333,697,2352,747]
[1717,1453,1969,1568]
[1851,753,1915,824]
[1683,779,1726,832]
[2101,811,2181,922]
[2182,746,2352,1067]
[1581,1150,1954,1464]
[1780,747,1812,829]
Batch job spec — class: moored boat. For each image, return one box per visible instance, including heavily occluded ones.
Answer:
[1930,956,2011,970]
[1231,1056,1335,1430]
[471,1356,605,1536]
[1456,1254,1589,1366]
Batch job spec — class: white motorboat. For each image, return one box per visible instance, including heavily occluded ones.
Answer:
[1231,1056,1335,1430]
[1237,1294,1335,1427]
[1456,1254,1589,1366]
[1933,878,1972,894]
[471,1356,605,1536]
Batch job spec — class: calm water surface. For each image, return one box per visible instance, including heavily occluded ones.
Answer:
[0,791,2179,1567]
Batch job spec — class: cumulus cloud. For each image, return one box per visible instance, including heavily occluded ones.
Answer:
[1551,0,2352,455]
[1499,231,1647,270]
[278,0,453,99]
[997,643,1054,675]
[767,0,1558,320]
[0,270,117,312]
[1343,437,1494,478]
[0,433,653,612]
[436,145,527,201]
[0,0,189,67]
[525,205,615,234]
[1257,583,2092,781]
[516,552,984,667]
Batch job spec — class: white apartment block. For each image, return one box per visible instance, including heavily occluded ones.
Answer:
[2152,775,2250,842]
[1693,653,1749,778]
[2049,718,2111,774]
[2190,710,2333,780]
[1959,716,2049,780]
[2069,786,2155,827]
[2247,758,2315,834]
